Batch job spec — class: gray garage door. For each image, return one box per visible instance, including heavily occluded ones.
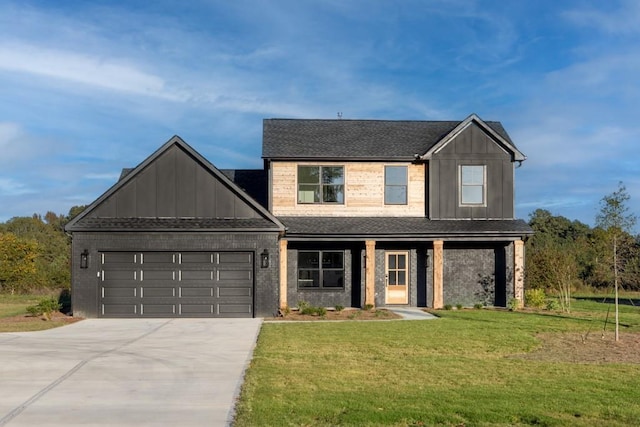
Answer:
[99,251,253,318]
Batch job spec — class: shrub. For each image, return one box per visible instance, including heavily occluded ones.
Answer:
[315,306,327,317]
[444,304,453,310]
[507,298,520,311]
[364,304,374,311]
[334,304,344,313]
[26,297,61,320]
[525,288,546,308]
[546,299,560,311]
[473,303,484,310]
[456,304,463,310]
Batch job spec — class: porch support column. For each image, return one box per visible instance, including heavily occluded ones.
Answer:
[433,240,444,309]
[365,240,376,307]
[514,240,525,308]
[279,239,288,309]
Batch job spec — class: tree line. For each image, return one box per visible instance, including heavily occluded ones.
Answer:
[526,183,639,307]
[0,206,84,294]
[0,184,638,298]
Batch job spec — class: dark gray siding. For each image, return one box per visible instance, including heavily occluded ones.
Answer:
[429,123,515,219]
[442,242,510,307]
[88,145,260,219]
[71,231,279,318]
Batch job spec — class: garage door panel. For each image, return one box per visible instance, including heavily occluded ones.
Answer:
[181,270,213,281]
[218,287,252,297]
[218,304,252,314]
[100,251,253,318]
[102,286,137,298]
[142,304,176,315]
[142,270,175,281]
[181,304,214,315]
[218,252,252,265]
[180,287,214,297]
[181,253,213,264]
[102,304,137,316]
[142,252,176,264]
[102,270,137,281]
[102,252,138,265]
[141,287,176,298]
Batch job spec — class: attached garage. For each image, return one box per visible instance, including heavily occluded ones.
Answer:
[65,136,284,318]
[100,251,254,317]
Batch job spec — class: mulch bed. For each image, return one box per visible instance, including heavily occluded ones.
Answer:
[267,308,401,321]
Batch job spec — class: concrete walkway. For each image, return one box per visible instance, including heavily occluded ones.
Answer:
[0,318,262,427]
[387,307,438,320]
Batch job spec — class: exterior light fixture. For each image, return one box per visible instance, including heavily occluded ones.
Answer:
[260,249,269,268]
[80,249,89,269]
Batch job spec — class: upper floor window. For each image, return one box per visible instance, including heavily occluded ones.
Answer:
[385,166,407,205]
[460,165,486,205]
[298,166,344,204]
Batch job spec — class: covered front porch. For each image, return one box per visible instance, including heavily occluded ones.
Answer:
[275,217,529,310]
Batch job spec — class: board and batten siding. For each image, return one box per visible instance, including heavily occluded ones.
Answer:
[271,162,425,216]
[429,123,515,220]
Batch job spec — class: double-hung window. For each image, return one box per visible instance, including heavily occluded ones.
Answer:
[298,166,344,204]
[298,251,344,289]
[384,165,407,205]
[460,165,486,205]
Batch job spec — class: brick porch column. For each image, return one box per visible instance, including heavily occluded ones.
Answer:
[365,240,376,307]
[433,240,444,309]
[279,239,288,309]
[514,240,525,308]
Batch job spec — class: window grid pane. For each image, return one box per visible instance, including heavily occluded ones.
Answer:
[298,166,344,204]
[297,251,344,289]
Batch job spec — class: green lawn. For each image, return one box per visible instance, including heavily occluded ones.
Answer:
[235,301,640,426]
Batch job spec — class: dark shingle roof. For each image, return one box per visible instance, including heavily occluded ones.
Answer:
[262,118,513,159]
[279,217,533,240]
[220,169,268,208]
[70,217,280,232]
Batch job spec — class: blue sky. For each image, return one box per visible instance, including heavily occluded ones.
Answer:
[0,0,638,229]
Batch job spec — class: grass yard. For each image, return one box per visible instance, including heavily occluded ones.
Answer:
[0,293,79,332]
[235,300,640,426]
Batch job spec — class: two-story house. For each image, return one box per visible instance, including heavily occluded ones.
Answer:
[65,114,532,318]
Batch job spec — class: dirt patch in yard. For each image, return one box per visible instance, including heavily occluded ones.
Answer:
[518,331,640,364]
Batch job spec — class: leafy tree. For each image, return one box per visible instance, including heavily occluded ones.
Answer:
[0,233,39,294]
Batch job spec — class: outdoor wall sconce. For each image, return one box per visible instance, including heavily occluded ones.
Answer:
[260,249,270,268]
[80,249,89,269]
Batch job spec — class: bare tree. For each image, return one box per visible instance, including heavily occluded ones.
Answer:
[595,182,637,341]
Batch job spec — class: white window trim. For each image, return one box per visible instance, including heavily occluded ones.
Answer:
[459,164,487,207]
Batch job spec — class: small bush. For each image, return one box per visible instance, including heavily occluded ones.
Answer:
[546,299,560,311]
[525,288,546,308]
[334,304,344,313]
[507,298,520,311]
[26,297,62,320]
[363,304,374,311]
[315,306,327,317]
[473,303,484,310]
[297,300,310,311]
[456,304,463,310]
[443,304,453,310]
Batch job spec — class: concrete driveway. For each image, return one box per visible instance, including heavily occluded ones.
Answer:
[0,318,262,426]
